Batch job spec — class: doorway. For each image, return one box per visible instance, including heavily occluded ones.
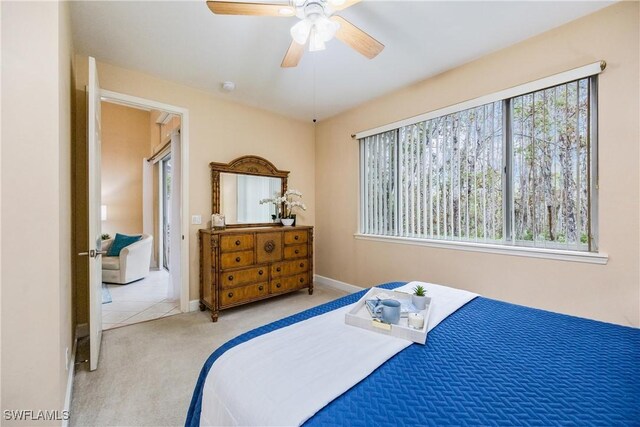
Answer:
[81,57,190,371]
[99,102,183,329]
[97,90,190,318]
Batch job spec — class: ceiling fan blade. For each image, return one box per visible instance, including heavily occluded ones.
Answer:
[206,1,295,16]
[331,15,384,59]
[281,40,305,68]
[330,0,362,11]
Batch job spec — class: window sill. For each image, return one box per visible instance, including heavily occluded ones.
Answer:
[353,234,609,265]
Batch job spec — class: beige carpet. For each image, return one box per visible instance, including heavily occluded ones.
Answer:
[70,286,348,427]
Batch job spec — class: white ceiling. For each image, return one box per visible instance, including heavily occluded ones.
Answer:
[70,1,612,121]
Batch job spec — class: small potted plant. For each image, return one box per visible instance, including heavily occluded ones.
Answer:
[412,284,428,310]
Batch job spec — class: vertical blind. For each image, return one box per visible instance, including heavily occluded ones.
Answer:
[398,102,504,241]
[360,77,596,252]
[361,130,397,236]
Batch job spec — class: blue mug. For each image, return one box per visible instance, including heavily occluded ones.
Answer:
[374,299,401,325]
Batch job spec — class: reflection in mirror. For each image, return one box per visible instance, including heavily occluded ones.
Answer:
[220,173,282,224]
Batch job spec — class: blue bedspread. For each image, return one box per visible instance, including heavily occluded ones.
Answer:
[186,283,640,426]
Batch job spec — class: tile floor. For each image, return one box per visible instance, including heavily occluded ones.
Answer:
[102,269,180,330]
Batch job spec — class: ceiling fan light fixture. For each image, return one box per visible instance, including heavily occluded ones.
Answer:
[314,15,339,41]
[290,19,312,44]
[308,27,326,52]
[328,0,347,5]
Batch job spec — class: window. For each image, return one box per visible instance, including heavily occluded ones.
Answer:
[511,79,592,249]
[360,77,597,253]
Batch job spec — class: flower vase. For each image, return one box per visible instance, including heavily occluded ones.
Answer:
[281,218,294,226]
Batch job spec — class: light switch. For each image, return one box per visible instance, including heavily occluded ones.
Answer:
[191,215,202,225]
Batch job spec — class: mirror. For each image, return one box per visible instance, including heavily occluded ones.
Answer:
[211,155,289,227]
[220,173,282,224]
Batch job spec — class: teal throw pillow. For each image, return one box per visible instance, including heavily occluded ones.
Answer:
[107,233,142,257]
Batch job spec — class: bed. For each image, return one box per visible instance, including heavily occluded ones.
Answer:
[186,282,640,426]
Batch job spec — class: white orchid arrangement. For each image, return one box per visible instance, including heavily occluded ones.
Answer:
[259,193,282,219]
[260,189,306,219]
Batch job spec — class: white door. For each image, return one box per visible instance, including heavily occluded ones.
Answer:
[86,56,103,371]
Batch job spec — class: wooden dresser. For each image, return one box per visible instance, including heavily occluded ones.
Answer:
[198,226,313,321]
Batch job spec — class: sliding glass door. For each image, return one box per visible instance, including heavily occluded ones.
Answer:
[161,154,172,271]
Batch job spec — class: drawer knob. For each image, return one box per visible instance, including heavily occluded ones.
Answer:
[264,240,276,253]
[258,270,264,275]
[258,285,264,291]
[235,240,241,246]
[276,267,281,272]
[228,292,233,298]
[235,256,241,262]
[276,283,281,288]
[228,275,233,281]
[294,235,299,240]
[295,249,299,254]
[299,278,304,283]
[300,263,304,268]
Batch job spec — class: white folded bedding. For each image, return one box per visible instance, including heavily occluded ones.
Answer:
[200,282,478,427]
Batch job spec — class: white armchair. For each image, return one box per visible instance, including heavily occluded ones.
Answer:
[101,234,153,284]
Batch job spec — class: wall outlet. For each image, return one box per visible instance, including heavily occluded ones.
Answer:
[191,215,202,225]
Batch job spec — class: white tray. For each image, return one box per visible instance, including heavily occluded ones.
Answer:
[345,287,431,345]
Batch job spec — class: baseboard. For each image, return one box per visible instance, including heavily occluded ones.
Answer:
[75,323,88,338]
[62,330,78,427]
[313,274,362,294]
[189,299,200,312]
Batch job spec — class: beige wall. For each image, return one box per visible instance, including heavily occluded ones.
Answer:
[149,110,162,153]
[1,0,74,422]
[74,56,315,323]
[101,102,151,236]
[149,110,181,155]
[315,2,640,327]
[58,0,74,409]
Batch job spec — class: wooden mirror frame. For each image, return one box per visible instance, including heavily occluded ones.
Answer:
[210,155,290,228]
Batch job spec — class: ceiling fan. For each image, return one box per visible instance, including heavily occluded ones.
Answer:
[206,0,384,68]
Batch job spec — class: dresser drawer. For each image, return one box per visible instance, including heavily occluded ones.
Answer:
[220,266,268,289]
[220,234,254,252]
[220,282,268,307]
[221,250,254,269]
[270,273,309,294]
[284,244,307,260]
[284,230,308,245]
[271,259,309,279]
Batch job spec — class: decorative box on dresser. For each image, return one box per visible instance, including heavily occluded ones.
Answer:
[199,226,313,322]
